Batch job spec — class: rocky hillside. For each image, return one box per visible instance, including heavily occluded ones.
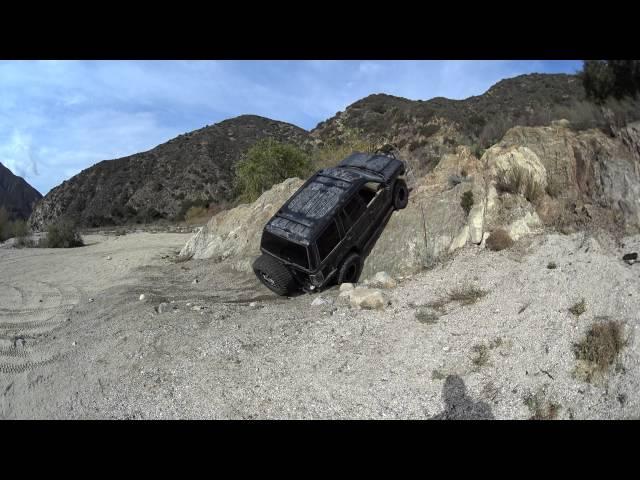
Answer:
[311,74,585,175]
[29,73,594,230]
[182,120,640,278]
[0,162,42,220]
[29,115,312,230]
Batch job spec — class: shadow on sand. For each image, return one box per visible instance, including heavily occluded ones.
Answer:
[431,375,495,420]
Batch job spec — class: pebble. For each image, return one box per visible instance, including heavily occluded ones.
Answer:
[311,297,327,306]
[157,302,170,314]
[106,256,112,260]
[139,294,146,301]
[443,346,450,352]
[192,278,199,284]
[249,302,258,308]
[88,298,94,303]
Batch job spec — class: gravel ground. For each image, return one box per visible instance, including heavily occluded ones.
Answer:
[1,230,638,419]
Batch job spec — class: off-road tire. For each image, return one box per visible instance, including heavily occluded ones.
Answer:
[393,179,409,210]
[253,254,299,296]
[337,252,363,285]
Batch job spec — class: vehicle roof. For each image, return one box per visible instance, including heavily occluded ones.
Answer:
[264,152,404,245]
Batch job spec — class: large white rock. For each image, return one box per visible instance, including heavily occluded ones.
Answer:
[485,145,548,195]
[468,203,485,244]
[368,271,397,289]
[339,283,355,292]
[507,211,542,240]
[348,287,386,310]
[449,225,469,252]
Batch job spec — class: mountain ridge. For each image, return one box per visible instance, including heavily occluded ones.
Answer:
[30,73,587,229]
[0,161,43,220]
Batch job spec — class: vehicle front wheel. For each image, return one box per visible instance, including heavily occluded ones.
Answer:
[337,252,363,285]
[252,254,299,296]
[393,179,409,210]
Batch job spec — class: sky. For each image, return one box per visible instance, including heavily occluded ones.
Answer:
[0,60,582,195]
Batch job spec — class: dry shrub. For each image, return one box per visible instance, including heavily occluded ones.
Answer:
[573,319,625,383]
[185,206,208,222]
[447,284,488,305]
[486,229,514,251]
[495,166,544,203]
[569,298,586,317]
[523,390,561,420]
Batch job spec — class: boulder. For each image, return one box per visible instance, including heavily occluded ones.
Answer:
[339,283,355,292]
[347,287,386,310]
[367,271,397,289]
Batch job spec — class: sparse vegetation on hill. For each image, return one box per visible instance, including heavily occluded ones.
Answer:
[29,115,311,229]
[310,128,382,171]
[0,162,43,221]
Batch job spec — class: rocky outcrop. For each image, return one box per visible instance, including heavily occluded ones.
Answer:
[179,177,305,270]
[180,119,640,279]
[181,146,486,278]
[482,121,640,234]
[0,162,42,220]
[29,115,312,230]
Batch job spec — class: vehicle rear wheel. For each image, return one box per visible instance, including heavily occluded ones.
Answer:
[252,254,299,296]
[393,179,409,210]
[337,252,363,285]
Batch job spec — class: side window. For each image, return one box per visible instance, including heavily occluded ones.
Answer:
[357,182,380,206]
[317,220,341,261]
[341,195,366,231]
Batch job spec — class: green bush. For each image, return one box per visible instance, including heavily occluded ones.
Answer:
[234,138,311,203]
[581,60,640,102]
[460,190,474,216]
[0,207,9,242]
[12,220,29,247]
[41,220,84,248]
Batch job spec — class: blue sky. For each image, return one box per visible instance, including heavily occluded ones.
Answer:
[0,60,582,195]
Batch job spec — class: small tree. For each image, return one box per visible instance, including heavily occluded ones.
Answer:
[234,139,311,203]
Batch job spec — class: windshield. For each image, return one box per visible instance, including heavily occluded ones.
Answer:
[261,231,309,269]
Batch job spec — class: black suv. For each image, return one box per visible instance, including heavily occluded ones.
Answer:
[252,151,409,295]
